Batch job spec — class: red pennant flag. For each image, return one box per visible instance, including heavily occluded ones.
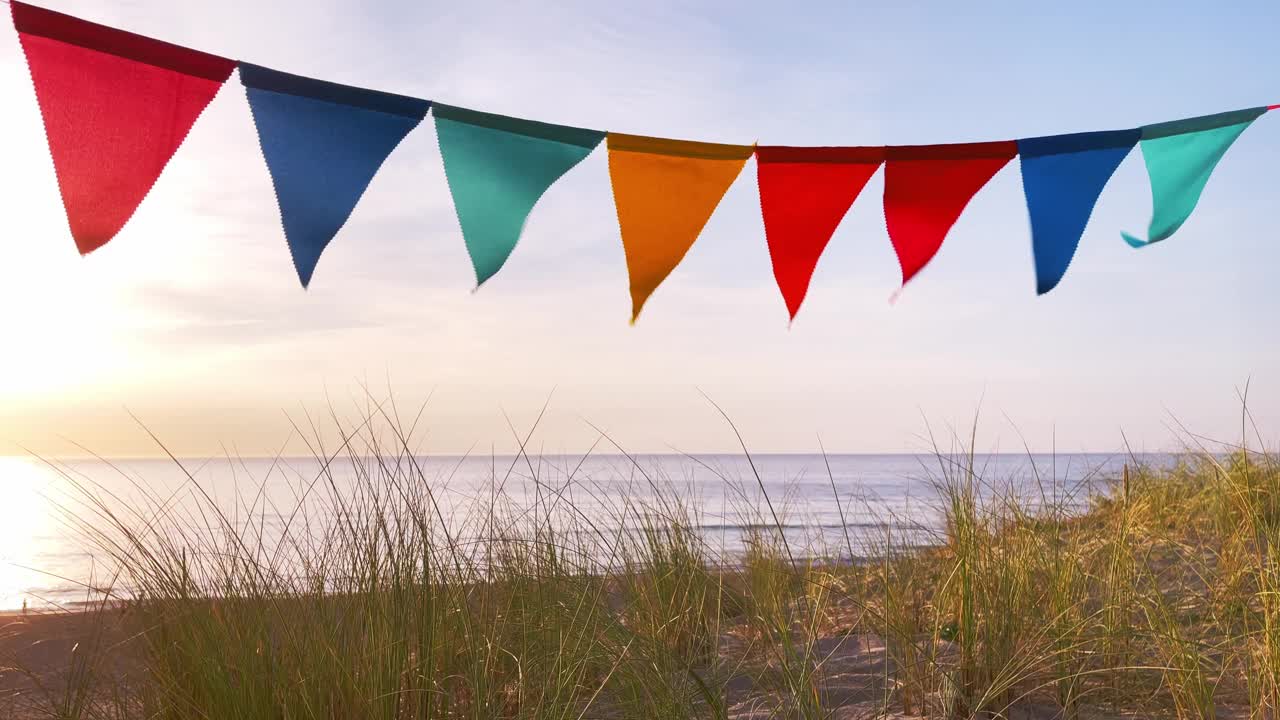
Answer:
[756,146,883,321]
[883,141,1017,287]
[11,2,236,254]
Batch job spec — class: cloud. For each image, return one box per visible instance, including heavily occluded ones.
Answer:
[127,282,385,346]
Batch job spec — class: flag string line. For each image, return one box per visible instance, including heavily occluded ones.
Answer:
[0,0,1273,145]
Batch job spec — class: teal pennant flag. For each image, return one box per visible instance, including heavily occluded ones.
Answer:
[1123,107,1267,248]
[433,105,605,286]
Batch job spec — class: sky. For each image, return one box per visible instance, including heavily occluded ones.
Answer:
[0,0,1276,458]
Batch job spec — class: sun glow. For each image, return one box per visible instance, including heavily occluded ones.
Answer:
[0,247,130,399]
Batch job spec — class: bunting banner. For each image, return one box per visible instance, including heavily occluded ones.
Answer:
[240,63,430,287]
[434,105,605,287]
[883,142,1018,289]
[11,1,235,255]
[606,134,754,322]
[1018,130,1139,295]
[1122,107,1267,248]
[755,146,884,320]
[4,5,1276,324]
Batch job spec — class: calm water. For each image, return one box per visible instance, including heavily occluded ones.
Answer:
[0,452,1162,610]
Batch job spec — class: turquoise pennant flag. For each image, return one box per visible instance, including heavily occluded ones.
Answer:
[1122,107,1267,248]
[433,105,605,286]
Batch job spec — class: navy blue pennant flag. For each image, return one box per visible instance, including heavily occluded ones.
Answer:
[239,63,430,287]
[1018,129,1139,295]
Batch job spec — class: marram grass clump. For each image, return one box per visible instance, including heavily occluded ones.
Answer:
[5,410,1280,720]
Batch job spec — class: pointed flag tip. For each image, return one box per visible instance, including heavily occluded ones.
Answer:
[294,264,314,288]
[1121,232,1148,249]
[74,226,120,255]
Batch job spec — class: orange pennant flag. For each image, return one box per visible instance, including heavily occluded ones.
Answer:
[607,133,754,322]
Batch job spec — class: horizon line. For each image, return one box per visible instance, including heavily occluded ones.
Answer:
[6,448,1177,463]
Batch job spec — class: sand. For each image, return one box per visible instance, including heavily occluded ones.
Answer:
[1,606,1216,719]
[0,608,139,719]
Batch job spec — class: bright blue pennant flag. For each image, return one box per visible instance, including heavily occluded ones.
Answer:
[239,63,430,287]
[1018,129,1139,295]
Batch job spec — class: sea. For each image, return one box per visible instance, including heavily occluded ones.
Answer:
[0,452,1168,611]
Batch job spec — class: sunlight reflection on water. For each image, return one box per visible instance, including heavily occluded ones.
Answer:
[0,456,60,610]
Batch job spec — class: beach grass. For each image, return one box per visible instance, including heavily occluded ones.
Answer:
[4,403,1280,719]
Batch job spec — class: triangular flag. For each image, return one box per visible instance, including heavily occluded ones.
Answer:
[607,133,753,322]
[434,105,604,287]
[756,146,883,321]
[1018,129,1139,295]
[11,1,236,255]
[883,141,1017,288]
[1122,107,1267,248]
[239,63,429,287]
